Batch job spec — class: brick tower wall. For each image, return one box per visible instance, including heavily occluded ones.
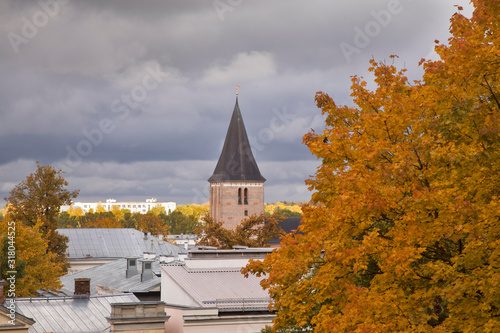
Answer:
[210,182,264,230]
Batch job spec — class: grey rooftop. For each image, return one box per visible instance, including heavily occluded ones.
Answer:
[14,293,139,333]
[57,228,186,259]
[58,258,162,295]
[162,265,270,310]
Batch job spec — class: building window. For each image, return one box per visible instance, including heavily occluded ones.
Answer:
[244,188,248,205]
[238,188,242,205]
[244,210,248,216]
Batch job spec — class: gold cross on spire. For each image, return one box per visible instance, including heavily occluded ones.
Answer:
[236,85,240,95]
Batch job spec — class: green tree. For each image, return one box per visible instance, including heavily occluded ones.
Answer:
[244,1,500,331]
[166,210,202,234]
[122,211,138,229]
[4,163,79,264]
[273,207,302,217]
[56,211,79,228]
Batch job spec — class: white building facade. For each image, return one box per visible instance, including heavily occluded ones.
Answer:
[61,198,176,214]
[161,247,275,333]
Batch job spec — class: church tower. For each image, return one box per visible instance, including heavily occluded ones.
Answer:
[208,94,266,230]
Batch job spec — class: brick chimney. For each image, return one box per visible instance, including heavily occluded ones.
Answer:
[0,280,5,305]
[74,278,91,296]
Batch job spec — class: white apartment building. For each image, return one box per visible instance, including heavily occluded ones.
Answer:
[61,198,176,214]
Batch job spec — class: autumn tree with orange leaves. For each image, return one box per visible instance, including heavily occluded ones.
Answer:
[244,1,500,332]
[198,213,284,249]
[0,219,65,297]
[5,163,79,265]
[136,213,169,236]
[80,215,123,228]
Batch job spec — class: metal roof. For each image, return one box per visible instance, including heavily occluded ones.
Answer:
[161,265,270,310]
[59,258,161,295]
[269,216,302,245]
[15,293,139,333]
[208,97,266,182]
[57,228,186,259]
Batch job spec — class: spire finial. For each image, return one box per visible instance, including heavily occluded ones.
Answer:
[236,85,240,96]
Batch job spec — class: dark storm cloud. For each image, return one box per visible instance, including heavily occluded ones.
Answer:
[0,0,473,204]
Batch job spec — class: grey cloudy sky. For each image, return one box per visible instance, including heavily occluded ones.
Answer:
[0,0,473,205]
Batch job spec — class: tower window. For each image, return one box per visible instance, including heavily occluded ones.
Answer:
[244,210,248,216]
[244,188,248,205]
[238,188,242,205]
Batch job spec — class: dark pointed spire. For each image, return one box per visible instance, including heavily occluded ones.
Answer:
[208,97,266,182]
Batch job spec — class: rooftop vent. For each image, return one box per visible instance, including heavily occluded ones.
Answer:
[141,260,154,282]
[159,254,175,264]
[126,258,138,278]
[143,252,156,260]
[74,278,91,296]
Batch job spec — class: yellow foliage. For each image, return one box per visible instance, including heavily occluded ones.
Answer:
[96,202,105,213]
[110,206,124,220]
[244,1,500,331]
[0,218,65,297]
[265,202,303,215]
[175,204,209,219]
[136,214,168,236]
[81,216,122,228]
[69,206,84,217]
[147,204,166,215]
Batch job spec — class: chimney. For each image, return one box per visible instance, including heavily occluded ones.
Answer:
[159,254,175,264]
[107,302,168,331]
[140,260,154,282]
[0,280,5,305]
[143,252,156,260]
[126,258,138,278]
[74,278,91,296]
